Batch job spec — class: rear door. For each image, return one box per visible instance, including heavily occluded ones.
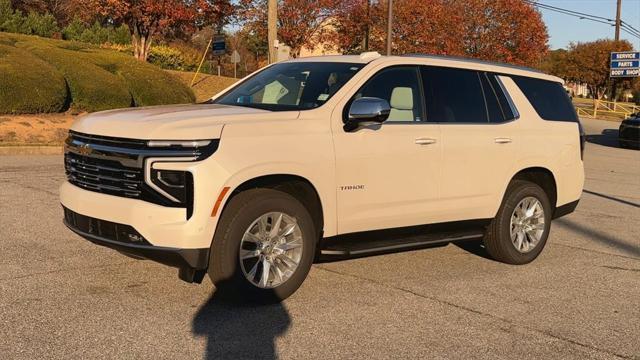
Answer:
[424,66,521,221]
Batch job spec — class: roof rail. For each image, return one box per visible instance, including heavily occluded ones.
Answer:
[359,51,382,62]
[401,53,544,74]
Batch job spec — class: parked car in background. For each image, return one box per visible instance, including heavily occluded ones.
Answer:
[619,114,640,149]
[60,52,585,303]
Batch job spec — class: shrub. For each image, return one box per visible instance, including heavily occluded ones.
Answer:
[88,49,195,106]
[62,17,85,41]
[148,45,188,70]
[0,43,67,114]
[18,39,134,112]
[148,43,211,73]
[23,12,59,37]
[63,19,131,45]
[0,32,194,113]
[0,1,59,38]
[111,24,131,45]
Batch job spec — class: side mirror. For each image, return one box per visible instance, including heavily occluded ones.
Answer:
[344,97,391,131]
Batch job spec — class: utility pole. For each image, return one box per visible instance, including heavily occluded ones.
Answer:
[386,0,393,55]
[268,0,277,64]
[363,0,370,51]
[611,0,622,102]
[615,0,621,41]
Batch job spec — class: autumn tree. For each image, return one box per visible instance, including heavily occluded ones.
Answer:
[331,0,548,66]
[539,49,570,78]
[82,0,233,61]
[237,0,339,58]
[562,39,633,99]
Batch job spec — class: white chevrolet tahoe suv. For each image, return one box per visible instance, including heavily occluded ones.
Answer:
[61,52,585,303]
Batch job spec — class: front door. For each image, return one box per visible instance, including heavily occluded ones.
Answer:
[332,66,442,234]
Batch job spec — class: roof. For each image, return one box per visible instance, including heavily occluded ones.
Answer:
[285,52,562,82]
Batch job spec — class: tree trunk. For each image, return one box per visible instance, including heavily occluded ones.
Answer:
[130,25,153,61]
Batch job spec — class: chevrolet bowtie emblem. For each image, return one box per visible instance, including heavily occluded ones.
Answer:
[77,143,92,156]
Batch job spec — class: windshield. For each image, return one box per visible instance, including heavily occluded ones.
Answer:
[214,62,365,111]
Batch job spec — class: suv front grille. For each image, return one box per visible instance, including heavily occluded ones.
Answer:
[64,131,218,214]
[65,152,143,199]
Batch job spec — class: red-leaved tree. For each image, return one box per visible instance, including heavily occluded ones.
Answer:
[237,0,339,58]
[90,0,233,61]
[331,0,549,66]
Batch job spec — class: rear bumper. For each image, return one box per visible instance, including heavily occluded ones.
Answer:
[63,207,209,270]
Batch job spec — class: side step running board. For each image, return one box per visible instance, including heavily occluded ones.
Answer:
[319,223,486,257]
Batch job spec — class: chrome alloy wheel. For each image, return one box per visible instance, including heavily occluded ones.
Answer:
[239,212,304,289]
[510,196,546,253]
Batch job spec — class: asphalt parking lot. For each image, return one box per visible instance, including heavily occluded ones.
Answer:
[1,117,638,359]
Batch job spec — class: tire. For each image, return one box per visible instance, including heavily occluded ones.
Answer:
[483,180,552,265]
[208,188,317,304]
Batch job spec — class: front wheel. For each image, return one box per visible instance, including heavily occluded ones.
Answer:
[208,188,316,304]
[484,180,552,265]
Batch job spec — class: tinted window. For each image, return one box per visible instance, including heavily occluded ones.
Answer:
[215,62,364,111]
[488,74,516,121]
[480,73,504,123]
[354,66,424,122]
[422,67,487,123]
[512,76,578,122]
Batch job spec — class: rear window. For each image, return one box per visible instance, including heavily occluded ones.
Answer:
[512,76,578,122]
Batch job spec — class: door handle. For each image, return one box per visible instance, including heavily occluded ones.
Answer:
[415,138,437,145]
[494,137,512,144]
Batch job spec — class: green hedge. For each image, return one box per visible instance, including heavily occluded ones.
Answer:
[88,50,195,106]
[0,43,67,114]
[0,32,194,113]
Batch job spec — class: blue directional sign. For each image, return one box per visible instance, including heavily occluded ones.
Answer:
[611,51,639,61]
[610,68,640,77]
[212,35,226,56]
[611,60,639,68]
[610,51,640,78]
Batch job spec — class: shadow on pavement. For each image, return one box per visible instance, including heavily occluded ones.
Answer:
[452,240,494,260]
[192,286,290,360]
[586,128,621,149]
[556,218,640,258]
[583,189,640,208]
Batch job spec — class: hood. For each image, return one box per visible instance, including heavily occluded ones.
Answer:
[71,104,300,140]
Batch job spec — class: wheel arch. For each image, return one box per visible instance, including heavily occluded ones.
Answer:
[220,174,325,240]
[509,167,558,210]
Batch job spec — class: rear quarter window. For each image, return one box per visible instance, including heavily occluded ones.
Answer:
[512,76,578,122]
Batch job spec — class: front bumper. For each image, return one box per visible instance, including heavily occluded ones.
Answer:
[63,206,209,270]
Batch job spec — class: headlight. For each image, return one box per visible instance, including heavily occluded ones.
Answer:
[150,169,191,203]
[141,139,219,219]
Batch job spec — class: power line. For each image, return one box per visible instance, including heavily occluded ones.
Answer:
[620,20,640,36]
[525,0,614,22]
[525,0,640,40]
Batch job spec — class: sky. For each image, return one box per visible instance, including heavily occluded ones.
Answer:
[538,0,640,50]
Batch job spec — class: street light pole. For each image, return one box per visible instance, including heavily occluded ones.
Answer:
[386,0,393,56]
[268,0,277,64]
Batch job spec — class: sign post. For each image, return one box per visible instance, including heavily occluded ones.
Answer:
[230,50,241,78]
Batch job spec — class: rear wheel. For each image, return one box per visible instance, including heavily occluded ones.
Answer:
[208,188,316,304]
[484,180,552,265]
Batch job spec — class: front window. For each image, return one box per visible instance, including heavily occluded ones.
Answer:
[215,62,364,111]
